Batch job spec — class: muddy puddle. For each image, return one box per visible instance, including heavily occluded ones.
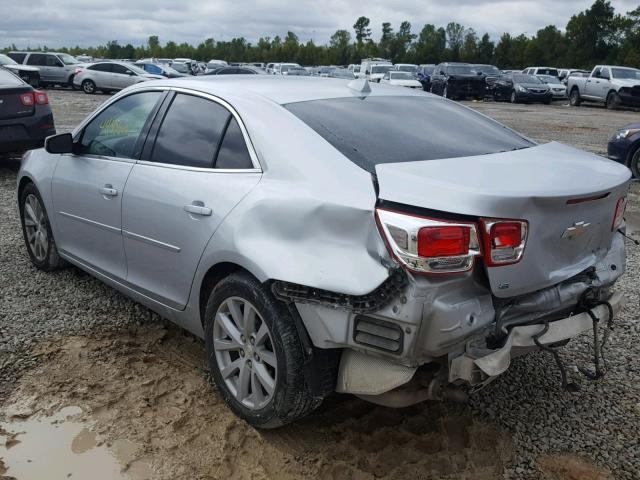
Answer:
[0,325,515,479]
[0,405,152,480]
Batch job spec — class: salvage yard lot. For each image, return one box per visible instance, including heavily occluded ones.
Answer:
[1,90,639,480]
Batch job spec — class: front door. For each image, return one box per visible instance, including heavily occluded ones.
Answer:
[51,90,164,280]
[122,92,260,309]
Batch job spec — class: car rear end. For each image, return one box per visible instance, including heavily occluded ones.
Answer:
[0,69,55,153]
[282,91,630,402]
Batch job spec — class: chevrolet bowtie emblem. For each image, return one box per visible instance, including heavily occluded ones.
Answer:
[561,221,591,240]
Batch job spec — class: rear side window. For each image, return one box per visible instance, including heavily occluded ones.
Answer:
[215,118,253,169]
[78,91,162,158]
[7,53,26,63]
[284,96,533,173]
[26,54,47,66]
[89,63,112,72]
[150,94,230,168]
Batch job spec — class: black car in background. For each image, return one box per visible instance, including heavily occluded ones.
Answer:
[0,54,40,87]
[471,64,502,91]
[0,69,55,153]
[608,122,640,177]
[417,64,435,91]
[493,73,553,104]
[429,62,486,100]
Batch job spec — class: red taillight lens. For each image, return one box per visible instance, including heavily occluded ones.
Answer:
[612,197,627,231]
[418,226,470,257]
[19,92,34,106]
[34,91,48,105]
[74,68,82,76]
[480,219,528,266]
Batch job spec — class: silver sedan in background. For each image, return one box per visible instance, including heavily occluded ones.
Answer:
[17,76,630,428]
[73,61,163,94]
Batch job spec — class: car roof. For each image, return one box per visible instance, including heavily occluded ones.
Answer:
[142,76,426,105]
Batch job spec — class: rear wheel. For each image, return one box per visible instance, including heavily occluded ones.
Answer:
[606,91,620,110]
[569,88,581,106]
[19,183,66,271]
[629,147,640,178]
[82,79,96,94]
[204,273,330,428]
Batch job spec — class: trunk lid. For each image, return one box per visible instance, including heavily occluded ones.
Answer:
[0,86,35,121]
[375,142,631,298]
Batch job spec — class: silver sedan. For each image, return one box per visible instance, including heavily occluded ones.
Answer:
[73,61,163,94]
[18,76,631,427]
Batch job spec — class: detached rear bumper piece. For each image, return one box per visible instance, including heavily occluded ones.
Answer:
[449,291,625,384]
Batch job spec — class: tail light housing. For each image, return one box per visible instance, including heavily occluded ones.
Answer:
[19,92,34,106]
[34,91,49,105]
[612,196,627,231]
[480,219,528,266]
[376,208,480,274]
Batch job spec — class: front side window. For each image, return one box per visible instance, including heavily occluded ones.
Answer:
[77,91,162,158]
[285,96,533,173]
[46,55,62,67]
[150,94,230,168]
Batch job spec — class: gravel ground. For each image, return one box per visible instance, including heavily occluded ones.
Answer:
[1,90,639,479]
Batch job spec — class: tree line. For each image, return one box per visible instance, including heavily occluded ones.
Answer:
[3,0,639,69]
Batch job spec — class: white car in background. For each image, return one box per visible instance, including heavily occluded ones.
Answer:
[274,63,302,75]
[380,71,422,88]
[537,74,567,99]
[394,63,419,75]
[361,60,393,83]
[73,61,163,94]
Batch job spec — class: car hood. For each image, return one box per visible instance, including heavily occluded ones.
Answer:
[4,64,39,72]
[375,141,631,297]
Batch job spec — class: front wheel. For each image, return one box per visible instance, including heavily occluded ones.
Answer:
[19,183,66,271]
[204,273,329,428]
[510,91,518,103]
[606,91,621,110]
[81,79,96,94]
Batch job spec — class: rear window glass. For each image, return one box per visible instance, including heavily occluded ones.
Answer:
[284,96,533,173]
[0,69,24,86]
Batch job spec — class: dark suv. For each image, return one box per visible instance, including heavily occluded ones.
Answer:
[429,62,486,100]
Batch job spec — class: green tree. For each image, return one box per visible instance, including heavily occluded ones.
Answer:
[353,16,371,44]
[329,29,351,64]
[445,22,465,60]
[460,28,478,62]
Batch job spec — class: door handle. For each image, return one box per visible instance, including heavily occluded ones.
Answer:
[184,202,212,216]
[99,184,118,197]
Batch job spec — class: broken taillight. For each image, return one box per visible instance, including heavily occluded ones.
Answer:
[612,196,627,231]
[480,219,528,266]
[376,208,480,274]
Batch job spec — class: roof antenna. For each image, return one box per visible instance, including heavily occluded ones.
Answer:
[348,78,371,94]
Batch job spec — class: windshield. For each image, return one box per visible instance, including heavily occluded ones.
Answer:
[611,68,640,80]
[446,66,473,74]
[396,65,417,73]
[172,63,189,73]
[473,65,500,75]
[535,68,558,76]
[390,72,414,80]
[371,65,392,74]
[513,74,541,84]
[0,54,18,65]
[537,75,558,83]
[284,96,533,173]
[58,53,79,65]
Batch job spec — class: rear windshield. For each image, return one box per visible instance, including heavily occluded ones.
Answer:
[611,68,640,80]
[446,66,473,74]
[284,96,533,173]
[0,69,24,86]
[536,68,558,76]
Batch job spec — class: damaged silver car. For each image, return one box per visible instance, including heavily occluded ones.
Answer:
[18,76,631,428]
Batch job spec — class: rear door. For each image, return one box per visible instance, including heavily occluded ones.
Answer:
[89,63,114,89]
[25,54,49,82]
[51,90,164,280]
[45,54,65,83]
[122,91,261,309]
[111,64,137,89]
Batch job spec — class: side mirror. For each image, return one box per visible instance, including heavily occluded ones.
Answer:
[45,133,74,154]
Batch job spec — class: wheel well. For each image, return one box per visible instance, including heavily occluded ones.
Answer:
[570,86,579,93]
[627,141,640,167]
[17,176,33,202]
[198,262,249,325]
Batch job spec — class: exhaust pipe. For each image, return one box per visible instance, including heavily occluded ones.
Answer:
[356,377,468,408]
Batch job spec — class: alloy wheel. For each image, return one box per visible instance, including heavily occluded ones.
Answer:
[213,297,277,410]
[23,193,48,262]
[82,80,95,94]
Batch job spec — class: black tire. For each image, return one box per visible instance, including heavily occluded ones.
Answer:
[569,88,581,106]
[82,79,96,94]
[19,182,66,271]
[629,146,640,178]
[606,91,620,110]
[68,75,77,90]
[510,90,518,103]
[204,272,330,428]
[442,85,449,99]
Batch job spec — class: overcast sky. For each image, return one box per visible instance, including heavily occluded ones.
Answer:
[1,0,637,48]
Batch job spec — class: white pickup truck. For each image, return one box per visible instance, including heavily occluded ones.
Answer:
[567,65,640,109]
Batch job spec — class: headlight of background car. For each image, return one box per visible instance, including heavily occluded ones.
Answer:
[516,85,528,93]
[615,128,640,140]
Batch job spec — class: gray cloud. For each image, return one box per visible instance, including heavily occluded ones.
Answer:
[0,0,637,48]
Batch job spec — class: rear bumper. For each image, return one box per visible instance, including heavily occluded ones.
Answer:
[619,92,640,107]
[0,111,55,153]
[450,291,625,383]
